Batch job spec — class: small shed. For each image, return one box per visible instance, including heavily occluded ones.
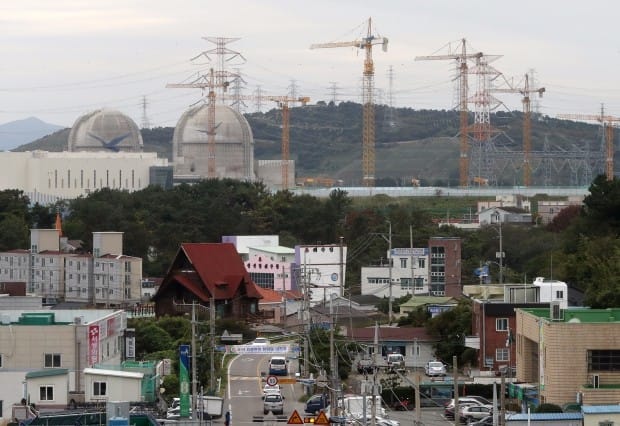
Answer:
[83,368,143,402]
[582,404,620,426]
[505,412,582,425]
[25,368,69,408]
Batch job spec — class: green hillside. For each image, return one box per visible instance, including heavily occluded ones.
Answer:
[16,103,606,186]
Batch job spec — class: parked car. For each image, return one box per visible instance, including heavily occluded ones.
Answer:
[469,416,493,426]
[263,393,284,415]
[444,402,476,420]
[459,404,493,422]
[425,360,447,377]
[465,396,492,406]
[386,353,405,371]
[305,394,329,414]
[252,337,270,346]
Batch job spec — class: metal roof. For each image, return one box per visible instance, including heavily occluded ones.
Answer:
[506,412,583,421]
[25,368,69,379]
[582,404,620,414]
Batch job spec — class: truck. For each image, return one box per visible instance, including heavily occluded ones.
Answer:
[168,396,224,419]
[339,395,385,417]
[386,353,405,371]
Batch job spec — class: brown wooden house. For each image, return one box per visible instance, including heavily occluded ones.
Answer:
[152,243,263,320]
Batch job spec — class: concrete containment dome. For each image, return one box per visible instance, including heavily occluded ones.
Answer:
[172,104,254,181]
[68,108,143,152]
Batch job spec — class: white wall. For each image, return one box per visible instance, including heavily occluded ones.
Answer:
[84,374,142,402]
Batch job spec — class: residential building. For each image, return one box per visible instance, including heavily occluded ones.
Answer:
[221,235,280,261]
[360,248,429,299]
[479,207,531,225]
[537,197,583,225]
[0,309,127,411]
[0,230,142,307]
[516,306,620,406]
[399,295,457,317]
[477,194,531,213]
[294,243,347,304]
[428,237,462,297]
[151,243,264,321]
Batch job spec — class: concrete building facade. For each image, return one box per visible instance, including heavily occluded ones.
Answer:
[360,248,429,299]
[516,307,620,406]
[0,309,126,411]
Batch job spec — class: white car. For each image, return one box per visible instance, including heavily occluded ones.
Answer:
[424,360,447,377]
[263,384,282,397]
[252,337,270,345]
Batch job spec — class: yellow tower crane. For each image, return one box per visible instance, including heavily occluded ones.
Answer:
[224,94,309,190]
[493,74,545,186]
[415,39,482,187]
[167,68,229,178]
[311,17,388,187]
[558,106,620,181]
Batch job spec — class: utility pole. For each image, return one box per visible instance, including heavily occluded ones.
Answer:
[339,236,344,297]
[414,372,421,425]
[453,355,459,426]
[387,221,393,323]
[498,220,504,285]
[191,302,198,416]
[210,297,216,393]
[329,295,336,416]
[500,374,506,426]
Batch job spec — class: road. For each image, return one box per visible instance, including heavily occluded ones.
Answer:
[223,351,455,426]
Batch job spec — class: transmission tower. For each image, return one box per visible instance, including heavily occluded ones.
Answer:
[416,39,483,186]
[253,86,264,112]
[230,68,248,113]
[140,95,151,129]
[327,82,341,104]
[192,37,245,102]
[311,17,388,187]
[288,80,299,99]
[384,65,396,128]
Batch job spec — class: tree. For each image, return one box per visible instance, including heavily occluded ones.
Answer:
[425,299,472,366]
[582,175,620,234]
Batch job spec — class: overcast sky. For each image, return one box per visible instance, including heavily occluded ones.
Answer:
[2,0,619,128]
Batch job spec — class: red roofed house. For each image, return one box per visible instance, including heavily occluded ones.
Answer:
[152,243,263,320]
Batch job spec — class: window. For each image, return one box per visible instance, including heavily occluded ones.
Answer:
[418,258,425,268]
[400,258,407,268]
[93,381,107,396]
[496,318,509,331]
[556,290,564,299]
[588,350,620,372]
[44,353,61,368]
[249,272,275,290]
[496,348,509,362]
[599,422,613,426]
[39,385,54,401]
[0,353,3,368]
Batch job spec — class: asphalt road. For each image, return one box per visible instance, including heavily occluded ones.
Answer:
[223,352,456,426]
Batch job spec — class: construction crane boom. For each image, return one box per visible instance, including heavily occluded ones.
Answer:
[558,107,619,181]
[223,94,309,190]
[415,39,482,187]
[311,17,387,187]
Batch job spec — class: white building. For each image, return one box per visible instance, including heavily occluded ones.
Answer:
[83,368,144,403]
[0,151,170,204]
[360,248,429,299]
[222,235,280,261]
[533,276,568,309]
[295,244,348,304]
[0,309,126,411]
[245,246,296,292]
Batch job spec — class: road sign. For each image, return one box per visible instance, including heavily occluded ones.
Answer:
[287,409,303,425]
[266,375,278,386]
[278,377,297,384]
[314,411,329,425]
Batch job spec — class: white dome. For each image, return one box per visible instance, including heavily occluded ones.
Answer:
[68,108,143,152]
[172,104,254,180]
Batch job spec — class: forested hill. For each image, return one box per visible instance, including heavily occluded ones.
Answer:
[17,103,602,186]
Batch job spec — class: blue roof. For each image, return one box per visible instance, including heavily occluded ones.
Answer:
[582,405,620,414]
[506,412,583,421]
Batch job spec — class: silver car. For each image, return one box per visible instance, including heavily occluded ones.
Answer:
[263,393,284,415]
[424,361,447,377]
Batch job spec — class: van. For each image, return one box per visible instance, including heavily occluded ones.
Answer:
[305,394,329,414]
[268,356,288,376]
[386,353,405,370]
